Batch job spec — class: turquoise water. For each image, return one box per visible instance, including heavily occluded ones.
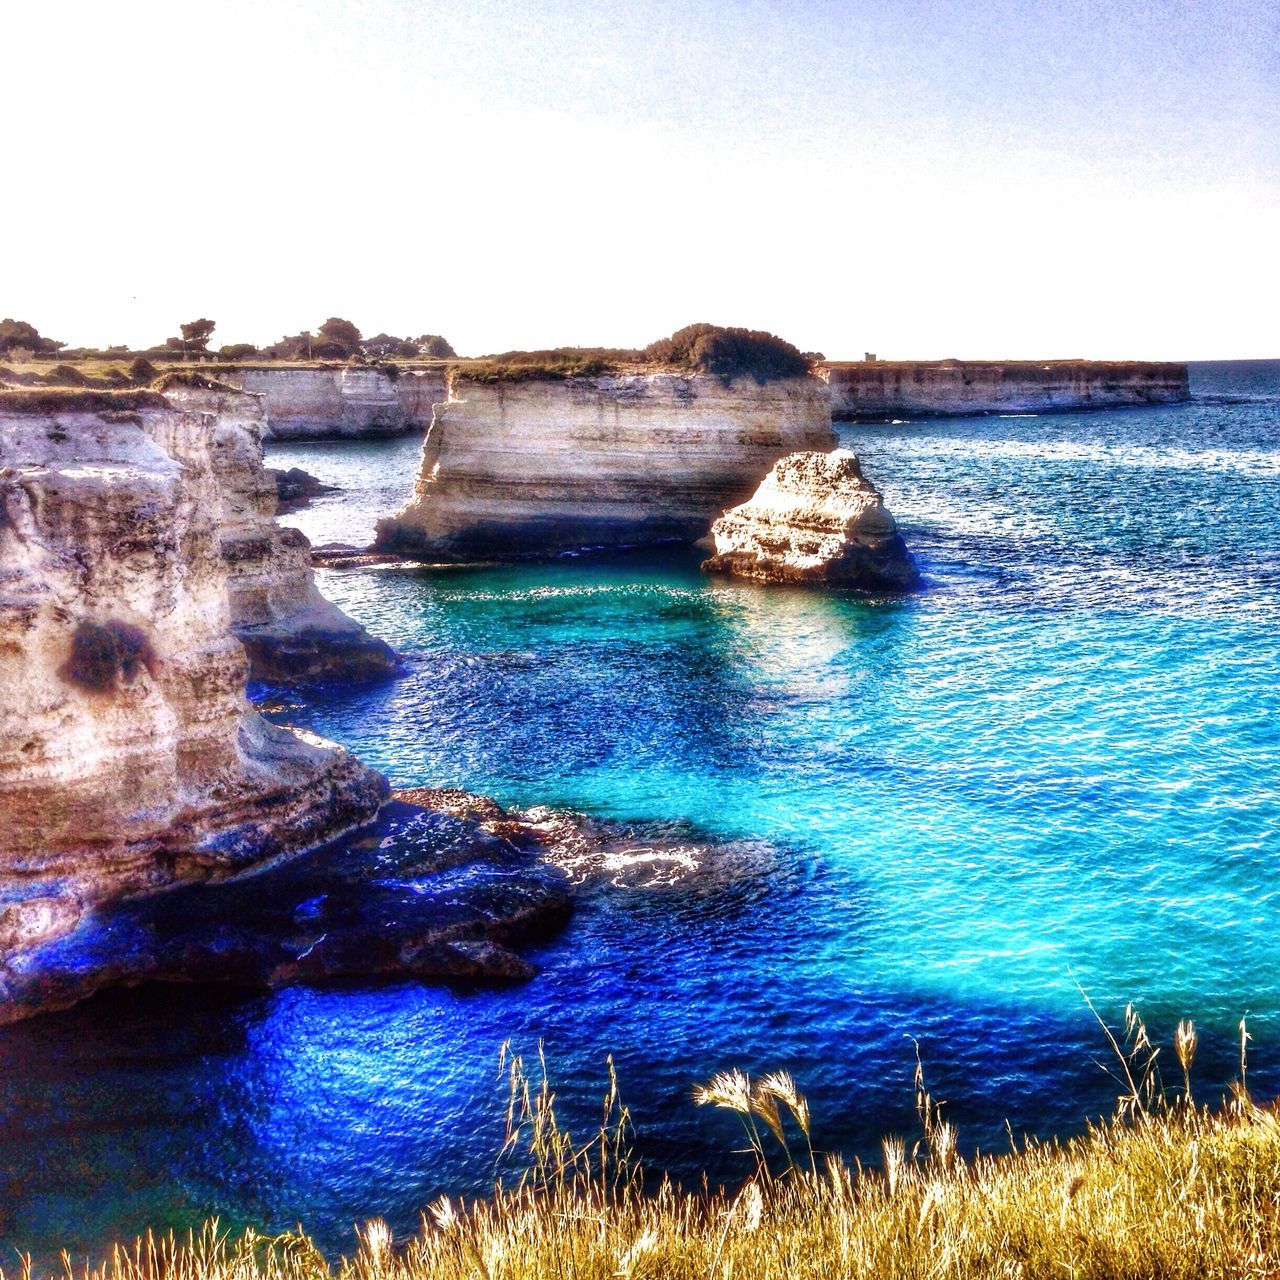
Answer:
[2,361,1278,1260]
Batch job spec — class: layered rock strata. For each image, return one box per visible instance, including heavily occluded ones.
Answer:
[0,389,389,969]
[821,360,1190,420]
[215,367,446,440]
[702,449,920,590]
[166,383,400,684]
[375,372,837,559]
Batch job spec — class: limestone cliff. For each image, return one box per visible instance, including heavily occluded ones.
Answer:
[160,383,399,683]
[821,360,1190,420]
[375,372,837,559]
[0,390,388,962]
[215,366,446,440]
[702,449,920,590]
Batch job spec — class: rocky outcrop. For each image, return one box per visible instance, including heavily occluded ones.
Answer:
[0,792,573,1022]
[702,449,920,590]
[215,367,446,440]
[0,389,389,968]
[821,360,1190,420]
[269,465,336,510]
[165,383,400,684]
[375,372,837,559]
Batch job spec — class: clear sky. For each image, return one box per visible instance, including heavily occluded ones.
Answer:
[6,0,1277,358]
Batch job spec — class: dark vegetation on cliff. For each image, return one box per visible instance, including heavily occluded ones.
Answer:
[0,315,456,373]
[461,324,813,384]
[0,387,169,414]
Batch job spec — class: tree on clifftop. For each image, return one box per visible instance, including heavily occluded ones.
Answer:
[164,318,216,359]
[0,318,65,356]
[317,317,362,358]
[181,318,216,353]
[643,323,810,382]
[414,334,457,358]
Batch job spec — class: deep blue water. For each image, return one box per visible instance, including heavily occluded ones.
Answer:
[2,360,1278,1263]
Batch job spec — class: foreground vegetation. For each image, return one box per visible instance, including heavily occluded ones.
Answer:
[11,1008,1280,1280]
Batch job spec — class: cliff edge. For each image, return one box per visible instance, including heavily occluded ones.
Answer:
[820,360,1190,419]
[156,381,401,683]
[0,390,389,968]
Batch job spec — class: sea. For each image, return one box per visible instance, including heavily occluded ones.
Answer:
[2,360,1277,1263]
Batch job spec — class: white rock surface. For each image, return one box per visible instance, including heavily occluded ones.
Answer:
[702,449,920,590]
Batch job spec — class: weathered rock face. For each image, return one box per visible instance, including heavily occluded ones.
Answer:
[821,360,1190,420]
[166,385,400,684]
[702,449,920,590]
[374,372,837,559]
[0,391,389,966]
[215,367,446,440]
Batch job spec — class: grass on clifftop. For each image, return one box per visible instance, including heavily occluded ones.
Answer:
[459,324,814,384]
[14,1007,1280,1280]
[0,387,169,415]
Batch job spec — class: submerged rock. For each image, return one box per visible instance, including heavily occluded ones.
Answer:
[0,795,572,1022]
[702,449,920,591]
[268,465,337,510]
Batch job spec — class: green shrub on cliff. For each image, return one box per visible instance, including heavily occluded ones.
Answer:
[459,324,812,384]
[644,322,812,382]
[459,347,645,382]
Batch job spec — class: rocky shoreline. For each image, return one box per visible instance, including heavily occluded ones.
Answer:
[0,367,914,1024]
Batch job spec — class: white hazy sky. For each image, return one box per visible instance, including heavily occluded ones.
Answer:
[5,0,1277,358]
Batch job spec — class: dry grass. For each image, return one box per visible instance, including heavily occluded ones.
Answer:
[9,1012,1280,1280]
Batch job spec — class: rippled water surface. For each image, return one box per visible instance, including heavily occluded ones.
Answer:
[3,361,1278,1260]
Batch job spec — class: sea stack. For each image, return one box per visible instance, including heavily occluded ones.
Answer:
[702,449,920,591]
[374,370,836,559]
[0,387,388,965]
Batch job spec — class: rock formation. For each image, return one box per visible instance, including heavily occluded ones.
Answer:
[0,792,573,1023]
[702,449,920,590]
[269,465,336,510]
[820,360,1190,420]
[0,389,572,1021]
[375,372,837,559]
[162,382,400,684]
[215,366,446,439]
[0,388,389,966]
